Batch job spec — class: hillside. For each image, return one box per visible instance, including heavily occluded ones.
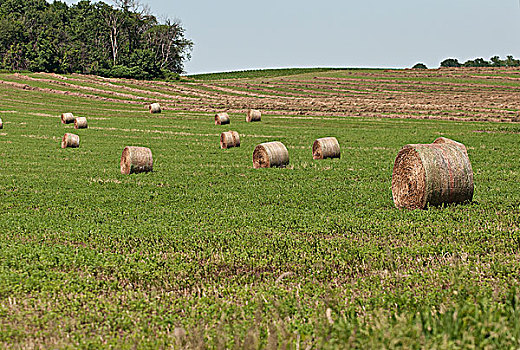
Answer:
[1,67,519,123]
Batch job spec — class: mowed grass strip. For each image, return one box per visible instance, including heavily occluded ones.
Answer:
[0,73,519,347]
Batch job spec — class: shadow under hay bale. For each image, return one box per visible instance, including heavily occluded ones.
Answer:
[392,137,474,210]
[246,109,261,122]
[61,113,75,124]
[215,113,230,125]
[120,146,153,175]
[220,131,240,149]
[313,137,340,160]
[61,133,79,148]
[253,141,289,168]
[74,117,88,129]
[149,103,161,114]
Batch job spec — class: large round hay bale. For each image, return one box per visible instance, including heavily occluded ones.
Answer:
[61,113,75,124]
[74,117,88,129]
[0,118,3,129]
[149,103,161,114]
[120,146,153,175]
[313,137,340,160]
[432,137,468,152]
[220,131,240,149]
[392,138,474,209]
[61,133,79,148]
[215,112,230,125]
[253,141,289,168]
[246,109,262,122]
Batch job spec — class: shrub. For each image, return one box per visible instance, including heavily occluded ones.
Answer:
[412,63,427,69]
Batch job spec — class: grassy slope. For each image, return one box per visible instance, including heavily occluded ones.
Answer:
[0,70,520,348]
[186,68,376,80]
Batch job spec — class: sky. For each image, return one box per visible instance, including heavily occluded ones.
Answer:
[61,0,520,74]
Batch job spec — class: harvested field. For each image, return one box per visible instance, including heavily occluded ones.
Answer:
[1,68,518,122]
[1,68,520,348]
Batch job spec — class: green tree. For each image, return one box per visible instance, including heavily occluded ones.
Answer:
[144,19,193,74]
[463,58,490,67]
[412,63,427,69]
[505,55,520,67]
[440,58,461,68]
[490,56,504,67]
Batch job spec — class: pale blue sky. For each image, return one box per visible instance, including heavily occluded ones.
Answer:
[62,0,520,74]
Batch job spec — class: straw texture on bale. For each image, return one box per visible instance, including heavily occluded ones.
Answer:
[149,103,161,114]
[61,133,79,148]
[74,117,88,129]
[392,137,474,210]
[253,141,289,168]
[432,137,468,151]
[313,137,340,160]
[220,131,240,149]
[215,113,230,125]
[0,118,3,129]
[61,113,75,124]
[120,146,153,175]
[246,109,262,122]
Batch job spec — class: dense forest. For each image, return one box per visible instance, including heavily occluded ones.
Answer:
[0,0,193,79]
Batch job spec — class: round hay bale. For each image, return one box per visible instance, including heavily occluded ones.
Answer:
[61,133,79,148]
[220,131,240,149]
[120,146,153,175]
[215,113,230,125]
[253,141,289,168]
[61,113,75,124]
[313,137,340,160]
[433,137,468,153]
[0,118,3,129]
[74,117,88,129]
[392,138,474,209]
[246,109,262,122]
[149,103,161,114]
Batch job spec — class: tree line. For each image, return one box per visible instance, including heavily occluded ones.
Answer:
[413,56,520,69]
[440,56,520,68]
[0,0,193,80]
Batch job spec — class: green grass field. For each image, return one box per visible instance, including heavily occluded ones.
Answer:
[187,68,353,80]
[1,69,520,348]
